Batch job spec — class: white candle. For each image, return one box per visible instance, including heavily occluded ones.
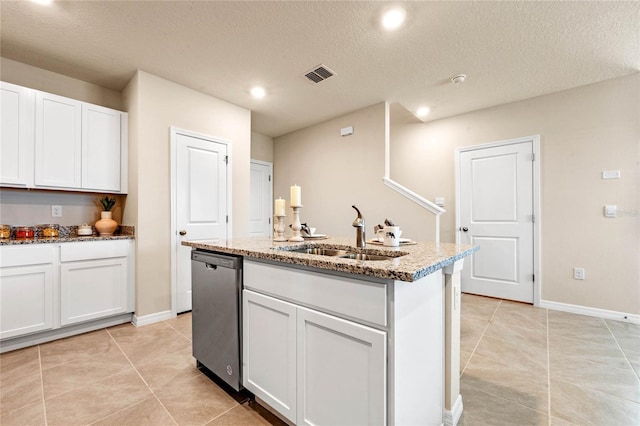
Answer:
[290,184,301,206]
[275,198,286,216]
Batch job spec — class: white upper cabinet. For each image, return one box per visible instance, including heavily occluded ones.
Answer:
[0,82,127,193]
[0,82,34,187]
[82,103,126,192]
[35,91,83,189]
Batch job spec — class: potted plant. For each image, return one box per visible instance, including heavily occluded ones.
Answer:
[95,196,118,236]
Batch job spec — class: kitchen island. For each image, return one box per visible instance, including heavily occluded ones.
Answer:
[183,237,477,426]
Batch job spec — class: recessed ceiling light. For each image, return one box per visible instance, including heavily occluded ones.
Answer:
[416,107,430,117]
[382,8,406,31]
[31,0,53,5]
[250,86,266,99]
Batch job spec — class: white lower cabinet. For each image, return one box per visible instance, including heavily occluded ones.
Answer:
[0,240,134,348]
[0,245,55,340]
[296,306,386,426]
[243,289,386,425]
[243,290,297,422]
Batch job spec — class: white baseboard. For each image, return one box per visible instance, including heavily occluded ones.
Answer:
[132,310,173,327]
[540,300,640,324]
[444,394,463,426]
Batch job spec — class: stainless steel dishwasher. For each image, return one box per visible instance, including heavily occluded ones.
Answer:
[191,250,243,391]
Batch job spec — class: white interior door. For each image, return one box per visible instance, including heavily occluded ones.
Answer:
[174,130,228,313]
[249,160,272,236]
[458,140,535,303]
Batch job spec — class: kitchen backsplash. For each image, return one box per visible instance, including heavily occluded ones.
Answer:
[0,188,125,226]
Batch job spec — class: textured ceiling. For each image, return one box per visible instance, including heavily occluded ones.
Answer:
[1,1,638,137]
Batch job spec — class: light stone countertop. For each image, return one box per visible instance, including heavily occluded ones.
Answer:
[0,225,135,246]
[182,236,478,282]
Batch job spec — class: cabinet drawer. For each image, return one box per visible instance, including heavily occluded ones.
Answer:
[244,260,387,327]
[0,245,54,267]
[60,240,130,262]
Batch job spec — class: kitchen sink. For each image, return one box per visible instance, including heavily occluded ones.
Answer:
[280,245,406,261]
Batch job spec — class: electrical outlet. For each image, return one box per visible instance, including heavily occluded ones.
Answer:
[51,205,62,217]
[573,267,585,280]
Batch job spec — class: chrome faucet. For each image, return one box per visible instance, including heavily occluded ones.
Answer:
[352,205,366,249]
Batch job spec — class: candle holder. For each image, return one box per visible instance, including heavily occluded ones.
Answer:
[288,205,304,242]
[273,215,287,242]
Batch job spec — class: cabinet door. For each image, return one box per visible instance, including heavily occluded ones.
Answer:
[297,306,387,426]
[60,257,128,325]
[0,264,54,340]
[0,82,33,187]
[82,103,122,192]
[243,290,297,423]
[34,91,82,189]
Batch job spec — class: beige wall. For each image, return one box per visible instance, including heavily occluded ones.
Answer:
[275,75,639,315]
[251,132,274,163]
[390,74,639,315]
[274,103,425,239]
[123,70,251,316]
[1,57,123,110]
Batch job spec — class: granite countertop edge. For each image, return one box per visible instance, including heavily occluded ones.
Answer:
[183,237,478,282]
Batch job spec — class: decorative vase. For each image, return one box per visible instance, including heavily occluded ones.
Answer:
[95,211,118,236]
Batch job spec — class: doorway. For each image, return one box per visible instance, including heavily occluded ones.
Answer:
[456,136,540,304]
[249,160,273,237]
[170,127,230,314]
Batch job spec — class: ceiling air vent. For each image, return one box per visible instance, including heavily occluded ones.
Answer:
[303,64,336,84]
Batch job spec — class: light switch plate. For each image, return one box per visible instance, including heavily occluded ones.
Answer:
[573,267,585,280]
[602,170,621,179]
[604,205,617,218]
[340,126,354,136]
[435,197,445,207]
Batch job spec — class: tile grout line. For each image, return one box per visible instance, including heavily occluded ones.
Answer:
[164,318,193,342]
[37,345,49,426]
[603,320,640,381]
[461,300,502,375]
[546,308,551,426]
[98,327,180,426]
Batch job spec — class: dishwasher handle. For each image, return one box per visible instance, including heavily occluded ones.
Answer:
[191,250,241,270]
[205,263,217,270]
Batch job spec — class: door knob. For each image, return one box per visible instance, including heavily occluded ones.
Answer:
[179,230,187,236]
[461,227,469,232]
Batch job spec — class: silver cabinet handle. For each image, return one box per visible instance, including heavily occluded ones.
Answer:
[179,230,187,236]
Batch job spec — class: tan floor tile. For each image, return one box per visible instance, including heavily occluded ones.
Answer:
[550,378,640,425]
[550,416,579,425]
[165,312,192,340]
[90,397,176,426]
[0,371,42,415]
[606,319,640,339]
[612,334,640,354]
[45,370,152,426]
[462,353,548,413]
[206,401,284,425]
[474,334,548,371]
[549,333,632,370]
[0,346,40,385]
[459,381,549,425]
[0,401,45,426]
[491,301,547,331]
[550,352,640,403]
[460,330,482,354]
[484,318,548,349]
[549,317,616,346]
[39,329,113,370]
[136,348,200,390]
[460,350,472,374]
[115,327,191,367]
[42,341,132,399]
[461,294,501,319]
[154,373,238,425]
[461,313,491,337]
[624,349,640,377]
[108,321,172,345]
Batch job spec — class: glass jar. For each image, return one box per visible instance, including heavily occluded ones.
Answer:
[14,226,35,239]
[39,224,60,238]
[0,225,10,239]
